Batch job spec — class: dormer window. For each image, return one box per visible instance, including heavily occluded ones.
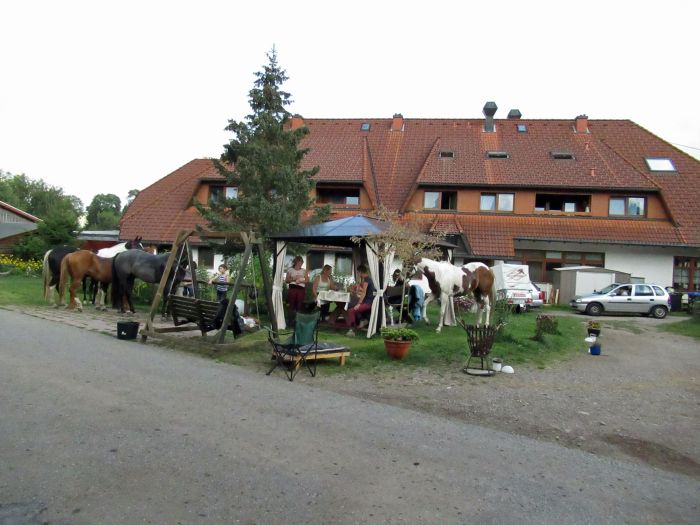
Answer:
[210,185,238,204]
[439,151,454,159]
[551,151,575,160]
[486,151,509,159]
[316,187,360,206]
[645,158,676,172]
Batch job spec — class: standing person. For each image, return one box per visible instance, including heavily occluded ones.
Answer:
[209,264,231,302]
[181,261,196,297]
[345,265,375,337]
[285,255,308,314]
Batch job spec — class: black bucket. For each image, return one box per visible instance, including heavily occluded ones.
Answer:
[117,321,140,340]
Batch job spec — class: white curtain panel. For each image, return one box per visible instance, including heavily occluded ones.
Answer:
[365,240,394,338]
[273,241,288,330]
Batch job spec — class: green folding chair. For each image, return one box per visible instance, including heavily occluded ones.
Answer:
[266,311,320,381]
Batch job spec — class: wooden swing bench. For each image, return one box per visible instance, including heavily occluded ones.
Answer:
[166,296,221,336]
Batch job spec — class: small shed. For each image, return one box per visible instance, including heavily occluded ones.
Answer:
[0,200,39,254]
[553,266,632,304]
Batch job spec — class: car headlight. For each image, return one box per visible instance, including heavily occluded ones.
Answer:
[575,299,583,303]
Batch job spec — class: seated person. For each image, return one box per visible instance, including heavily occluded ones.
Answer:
[312,264,345,322]
[345,265,375,337]
[392,269,405,288]
[617,286,631,296]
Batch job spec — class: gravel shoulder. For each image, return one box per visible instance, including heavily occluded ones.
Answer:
[6,304,699,479]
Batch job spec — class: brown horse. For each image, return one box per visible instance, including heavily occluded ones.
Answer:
[58,251,113,311]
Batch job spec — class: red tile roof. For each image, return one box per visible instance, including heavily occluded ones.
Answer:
[120,159,222,243]
[120,116,700,253]
[430,214,685,257]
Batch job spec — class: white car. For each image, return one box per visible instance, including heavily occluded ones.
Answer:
[570,283,671,319]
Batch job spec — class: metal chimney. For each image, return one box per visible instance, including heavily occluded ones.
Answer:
[483,101,498,132]
[507,109,522,119]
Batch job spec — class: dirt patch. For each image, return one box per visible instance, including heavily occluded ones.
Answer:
[7,305,700,478]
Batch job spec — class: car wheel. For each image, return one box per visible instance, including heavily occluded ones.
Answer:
[586,303,603,316]
[650,305,668,319]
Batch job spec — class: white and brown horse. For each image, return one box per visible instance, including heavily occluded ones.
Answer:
[415,258,494,332]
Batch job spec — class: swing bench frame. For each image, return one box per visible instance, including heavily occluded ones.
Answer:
[141,229,276,344]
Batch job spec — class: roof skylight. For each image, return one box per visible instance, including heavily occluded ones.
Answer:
[439,151,454,159]
[486,151,509,159]
[645,157,676,172]
[516,123,528,133]
[551,151,575,160]
[360,123,371,131]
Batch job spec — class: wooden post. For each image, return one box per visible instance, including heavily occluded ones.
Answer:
[214,232,253,344]
[143,229,193,337]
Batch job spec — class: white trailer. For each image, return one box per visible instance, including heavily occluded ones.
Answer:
[490,263,533,312]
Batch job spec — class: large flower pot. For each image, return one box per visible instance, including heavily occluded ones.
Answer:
[384,339,412,360]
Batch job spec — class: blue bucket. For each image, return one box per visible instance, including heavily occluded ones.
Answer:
[590,344,601,355]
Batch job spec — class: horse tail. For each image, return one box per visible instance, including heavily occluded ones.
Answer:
[42,249,52,301]
[111,253,122,309]
[58,254,70,303]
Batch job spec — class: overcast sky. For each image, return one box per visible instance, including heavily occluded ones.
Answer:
[1,0,698,210]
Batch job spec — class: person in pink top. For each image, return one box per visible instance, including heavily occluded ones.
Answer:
[285,255,308,314]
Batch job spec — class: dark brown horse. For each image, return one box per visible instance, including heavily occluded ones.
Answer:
[58,251,113,310]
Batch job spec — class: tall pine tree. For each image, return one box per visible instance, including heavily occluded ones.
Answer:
[198,48,328,241]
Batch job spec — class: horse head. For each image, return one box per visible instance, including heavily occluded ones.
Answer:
[125,236,144,251]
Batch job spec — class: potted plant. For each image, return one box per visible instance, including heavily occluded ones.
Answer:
[587,320,601,337]
[381,326,419,359]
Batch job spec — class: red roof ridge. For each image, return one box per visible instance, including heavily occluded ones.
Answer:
[0,200,40,222]
[363,137,380,208]
[400,137,440,213]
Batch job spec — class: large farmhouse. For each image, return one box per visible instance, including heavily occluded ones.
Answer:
[120,104,700,293]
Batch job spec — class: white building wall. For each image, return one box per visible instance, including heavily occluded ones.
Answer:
[604,249,673,287]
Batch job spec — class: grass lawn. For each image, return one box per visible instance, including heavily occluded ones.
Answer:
[658,315,700,341]
[213,307,586,374]
[1,274,587,373]
[0,274,47,305]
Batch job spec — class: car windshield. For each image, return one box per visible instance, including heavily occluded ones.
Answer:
[596,284,619,295]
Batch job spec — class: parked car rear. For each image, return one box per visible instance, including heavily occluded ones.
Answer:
[570,283,670,318]
[529,283,544,308]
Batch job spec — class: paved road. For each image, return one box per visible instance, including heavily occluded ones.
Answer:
[1,309,698,524]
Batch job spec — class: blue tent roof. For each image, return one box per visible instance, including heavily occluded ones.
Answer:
[269,215,391,247]
[270,214,456,249]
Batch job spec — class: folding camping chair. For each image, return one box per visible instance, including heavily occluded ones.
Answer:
[266,311,320,381]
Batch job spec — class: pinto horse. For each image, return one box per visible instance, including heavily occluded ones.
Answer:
[111,250,184,314]
[415,258,494,332]
[42,246,78,304]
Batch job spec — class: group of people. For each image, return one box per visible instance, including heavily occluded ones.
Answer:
[200,257,419,337]
[285,257,416,337]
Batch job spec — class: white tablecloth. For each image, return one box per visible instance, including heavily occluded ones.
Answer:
[317,290,350,310]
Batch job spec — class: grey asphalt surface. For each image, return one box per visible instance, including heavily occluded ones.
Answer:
[1,308,698,525]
